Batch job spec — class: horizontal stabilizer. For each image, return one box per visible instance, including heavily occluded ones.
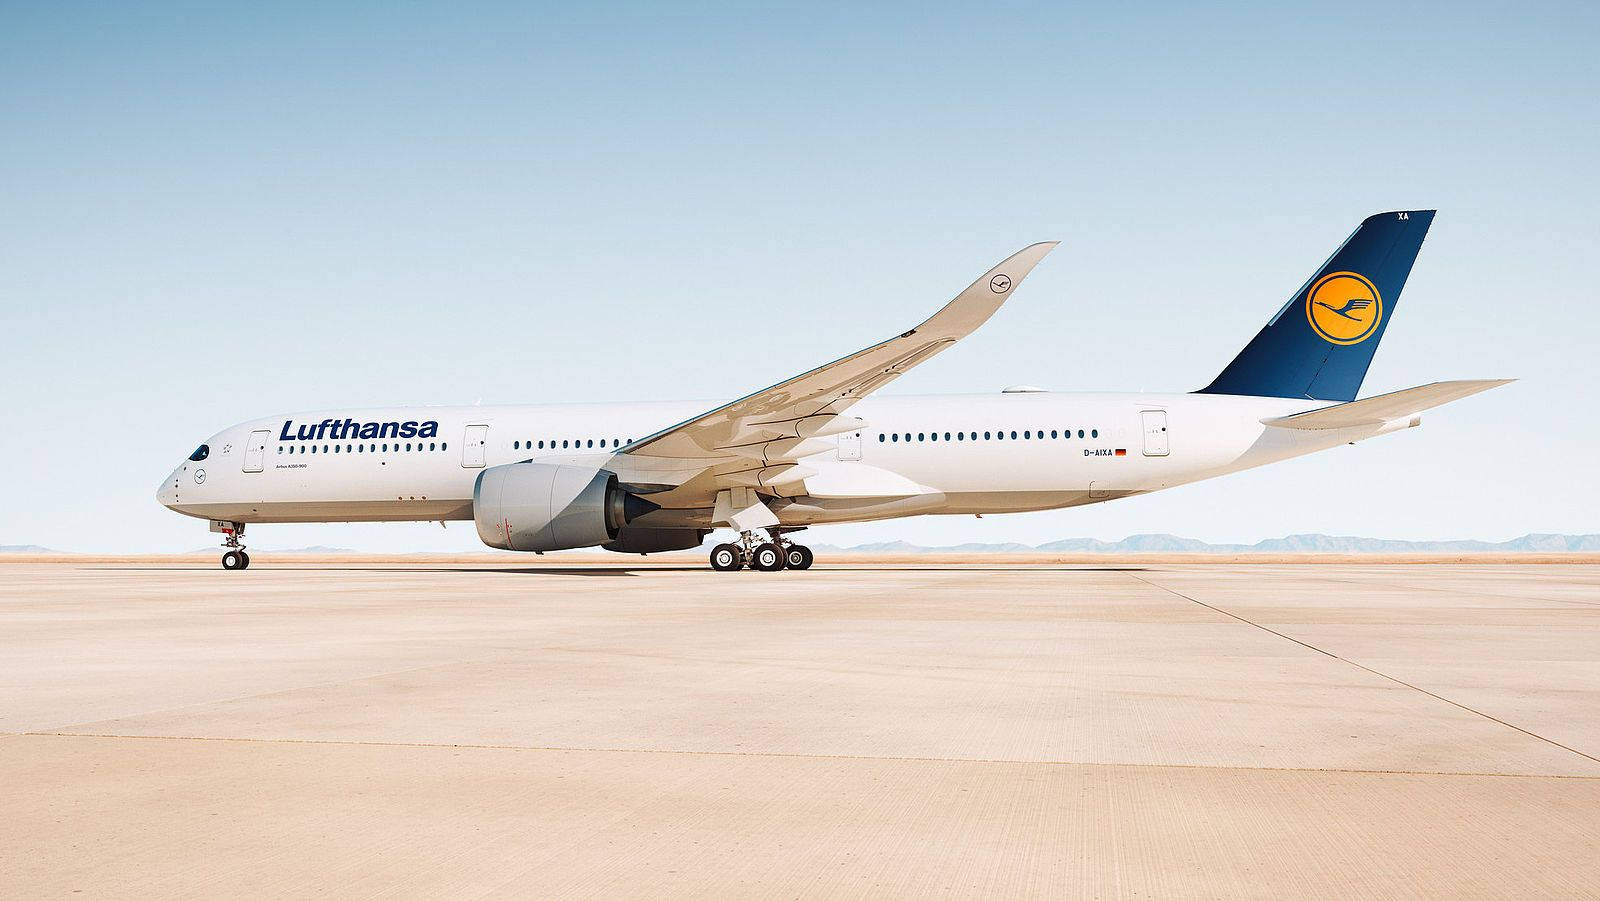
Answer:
[1264,379,1513,430]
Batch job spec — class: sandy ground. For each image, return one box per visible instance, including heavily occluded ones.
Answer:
[2,560,1598,898]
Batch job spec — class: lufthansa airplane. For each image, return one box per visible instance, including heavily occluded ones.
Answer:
[160,211,1508,571]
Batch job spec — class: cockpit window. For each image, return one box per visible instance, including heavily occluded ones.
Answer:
[188,444,210,462]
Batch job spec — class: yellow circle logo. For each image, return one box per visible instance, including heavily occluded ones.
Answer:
[1305,271,1382,345]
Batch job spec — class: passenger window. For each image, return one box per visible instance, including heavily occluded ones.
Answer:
[918,433,925,442]
[1051,430,1058,439]
[891,434,899,442]
[1092,429,1099,438]
[514,441,520,449]
[430,442,437,451]
[984,431,991,440]
[1024,430,1031,439]
[957,432,964,441]
[1010,431,1017,440]
[879,434,886,442]
[587,439,594,448]
[405,443,412,451]
[277,447,283,454]
[1078,430,1085,438]
[943,432,951,441]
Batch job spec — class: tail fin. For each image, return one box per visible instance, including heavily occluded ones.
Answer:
[1198,210,1435,402]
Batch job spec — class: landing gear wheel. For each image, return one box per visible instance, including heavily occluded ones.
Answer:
[238,551,250,570]
[751,542,784,572]
[221,550,246,570]
[784,545,813,570]
[710,543,743,572]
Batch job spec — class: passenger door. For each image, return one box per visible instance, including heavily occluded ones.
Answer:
[461,424,489,468]
[243,430,270,472]
[1141,410,1169,456]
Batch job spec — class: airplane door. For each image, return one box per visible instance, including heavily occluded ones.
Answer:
[1141,411,1169,456]
[837,430,862,461]
[243,429,269,473]
[461,424,489,468]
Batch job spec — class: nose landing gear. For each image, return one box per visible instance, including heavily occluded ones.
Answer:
[707,528,813,572]
[215,521,250,570]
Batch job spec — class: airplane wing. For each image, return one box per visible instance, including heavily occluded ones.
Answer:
[613,242,1058,494]
[1263,379,1513,430]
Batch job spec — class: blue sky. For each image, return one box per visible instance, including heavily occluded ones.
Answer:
[2,1,1596,552]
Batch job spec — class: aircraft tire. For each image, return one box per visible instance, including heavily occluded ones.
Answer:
[784,545,813,570]
[709,543,743,571]
[751,543,784,572]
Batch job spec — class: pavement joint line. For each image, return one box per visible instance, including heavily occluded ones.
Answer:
[21,730,1600,781]
[1129,571,1600,767]
[1273,571,1600,609]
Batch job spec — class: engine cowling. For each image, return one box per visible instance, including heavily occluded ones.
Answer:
[473,463,658,552]
[602,526,710,555]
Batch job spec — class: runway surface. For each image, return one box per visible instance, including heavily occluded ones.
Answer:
[2,561,1598,898]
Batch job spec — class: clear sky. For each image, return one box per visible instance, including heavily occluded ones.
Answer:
[2,1,1596,552]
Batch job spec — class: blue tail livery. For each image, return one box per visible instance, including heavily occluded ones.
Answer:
[1198,210,1435,401]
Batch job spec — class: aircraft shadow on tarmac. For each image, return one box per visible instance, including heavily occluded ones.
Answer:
[98,565,1151,576]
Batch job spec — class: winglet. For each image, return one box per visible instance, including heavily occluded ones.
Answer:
[911,241,1059,341]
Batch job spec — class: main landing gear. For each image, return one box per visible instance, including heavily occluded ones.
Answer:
[709,529,814,572]
[218,522,250,570]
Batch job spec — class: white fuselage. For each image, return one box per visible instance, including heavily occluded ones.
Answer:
[158,390,1408,531]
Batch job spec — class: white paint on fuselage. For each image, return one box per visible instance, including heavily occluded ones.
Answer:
[158,391,1392,529]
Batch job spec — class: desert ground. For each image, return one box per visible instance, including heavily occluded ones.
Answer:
[2,557,1598,898]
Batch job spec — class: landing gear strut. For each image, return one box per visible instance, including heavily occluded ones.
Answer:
[217,522,250,570]
[708,528,813,572]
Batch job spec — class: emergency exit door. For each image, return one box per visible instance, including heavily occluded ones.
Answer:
[837,430,862,461]
[1141,410,1169,456]
[462,424,489,468]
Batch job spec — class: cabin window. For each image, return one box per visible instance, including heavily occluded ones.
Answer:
[879,434,886,442]
[441,443,447,450]
[983,431,991,440]
[513,441,520,449]
[1092,429,1099,438]
[1078,429,1085,438]
[957,432,964,441]
[891,433,899,442]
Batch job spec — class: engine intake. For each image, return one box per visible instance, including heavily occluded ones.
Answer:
[474,463,658,552]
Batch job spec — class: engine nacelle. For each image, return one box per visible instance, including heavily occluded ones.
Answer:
[474,463,658,552]
[602,526,710,555]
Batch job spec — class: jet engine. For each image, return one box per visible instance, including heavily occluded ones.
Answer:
[602,526,710,555]
[474,463,659,552]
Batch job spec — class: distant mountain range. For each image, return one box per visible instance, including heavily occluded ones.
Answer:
[5,534,1598,555]
[815,533,1600,554]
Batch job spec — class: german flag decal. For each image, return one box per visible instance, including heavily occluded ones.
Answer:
[1114,448,1127,456]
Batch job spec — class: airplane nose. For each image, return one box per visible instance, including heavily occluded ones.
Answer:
[156,469,181,508]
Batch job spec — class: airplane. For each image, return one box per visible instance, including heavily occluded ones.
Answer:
[158,210,1509,571]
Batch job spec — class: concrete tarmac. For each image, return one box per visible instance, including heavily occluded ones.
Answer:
[2,561,1598,898]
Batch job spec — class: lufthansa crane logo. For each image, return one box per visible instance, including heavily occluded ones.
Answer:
[990,274,1011,294]
[1305,271,1383,345]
